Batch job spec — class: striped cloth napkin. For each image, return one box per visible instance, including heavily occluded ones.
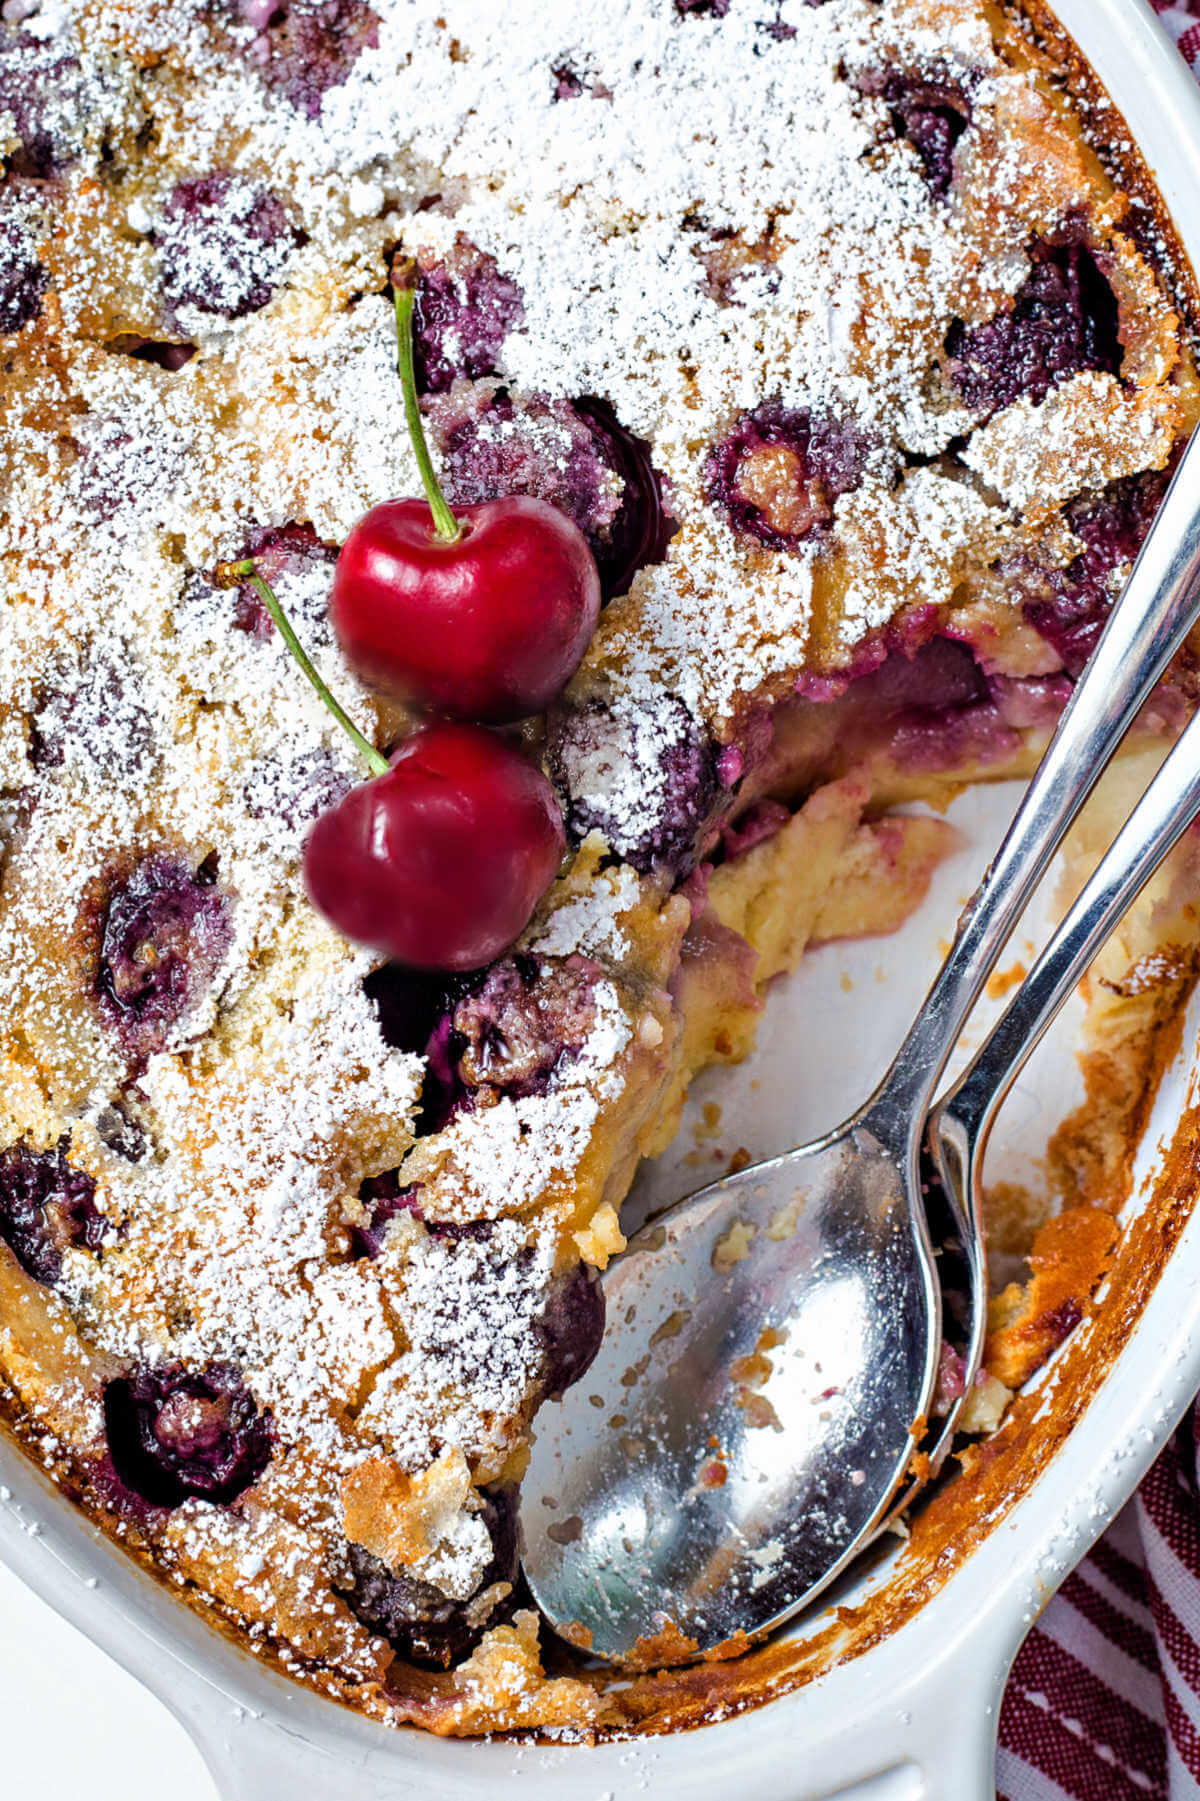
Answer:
[1150,0,1200,68]
[997,10,1200,1793]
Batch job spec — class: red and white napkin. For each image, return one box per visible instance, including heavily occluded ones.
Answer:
[997,12,1200,1791]
[998,1419,1200,1797]
[1150,0,1200,70]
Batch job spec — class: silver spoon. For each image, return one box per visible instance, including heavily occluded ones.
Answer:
[521,431,1200,1663]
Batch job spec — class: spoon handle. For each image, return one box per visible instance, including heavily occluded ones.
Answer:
[933,701,1200,1186]
[876,429,1200,1133]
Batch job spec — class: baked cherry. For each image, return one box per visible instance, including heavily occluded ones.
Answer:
[856,70,971,197]
[97,853,233,1058]
[1021,465,1171,674]
[157,172,297,322]
[548,692,720,877]
[339,1485,518,1667]
[223,0,380,119]
[410,240,523,395]
[433,387,671,604]
[303,721,565,970]
[0,31,88,178]
[0,1138,105,1287]
[706,402,869,549]
[0,214,48,334]
[329,267,600,723]
[102,1361,273,1508]
[535,1262,606,1399]
[944,235,1121,417]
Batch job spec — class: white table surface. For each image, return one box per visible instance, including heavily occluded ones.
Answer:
[0,1560,218,1801]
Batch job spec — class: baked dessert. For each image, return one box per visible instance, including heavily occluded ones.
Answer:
[1,0,1197,1742]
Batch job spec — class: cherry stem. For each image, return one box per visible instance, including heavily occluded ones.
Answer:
[391,266,462,545]
[220,560,390,777]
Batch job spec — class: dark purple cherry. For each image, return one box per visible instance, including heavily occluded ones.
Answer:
[869,634,989,716]
[1022,466,1171,675]
[158,173,298,320]
[71,413,185,526]
[452,955,599,1095]
[0,31,88,178]
[411,243,524,395]
[548,694,720,878]
[944,236,1122,417]
[227,521,337,637]
[705,401,869,549]
[243,745,352,827]
[0,1138,105,1286]
[1067,464,1172,571]
[97,853,233,1057]
[102,1362,273,1509]
[675,0,730,14]
[0,214,47,334]
[31,657,156,780]
[339,1485,518,1668]
[365,954,597,1136]
[535,1262,605,1399]
[226,0,380,117]
[363,963,477,1133]
[363,962,473,1060]
[572,397,675,601]
[857,70,971,196]
[434,388,671,602]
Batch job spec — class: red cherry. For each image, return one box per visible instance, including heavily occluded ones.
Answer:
[302,721,565,971]
[329,494,600,724]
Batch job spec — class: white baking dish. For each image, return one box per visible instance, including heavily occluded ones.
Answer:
[4,4,1200,1795]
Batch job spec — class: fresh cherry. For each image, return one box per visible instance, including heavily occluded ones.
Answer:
[331,494,600,724]
[328,265,600,724]
[302,721,565,971]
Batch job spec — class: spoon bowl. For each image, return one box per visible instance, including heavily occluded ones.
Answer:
[521,1119,936,1659]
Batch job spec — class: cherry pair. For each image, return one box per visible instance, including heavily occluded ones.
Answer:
[227,261,599,972]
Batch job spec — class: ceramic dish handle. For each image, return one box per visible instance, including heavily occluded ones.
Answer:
[180,1705,405,1801]
[820,1663,1003,1801]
